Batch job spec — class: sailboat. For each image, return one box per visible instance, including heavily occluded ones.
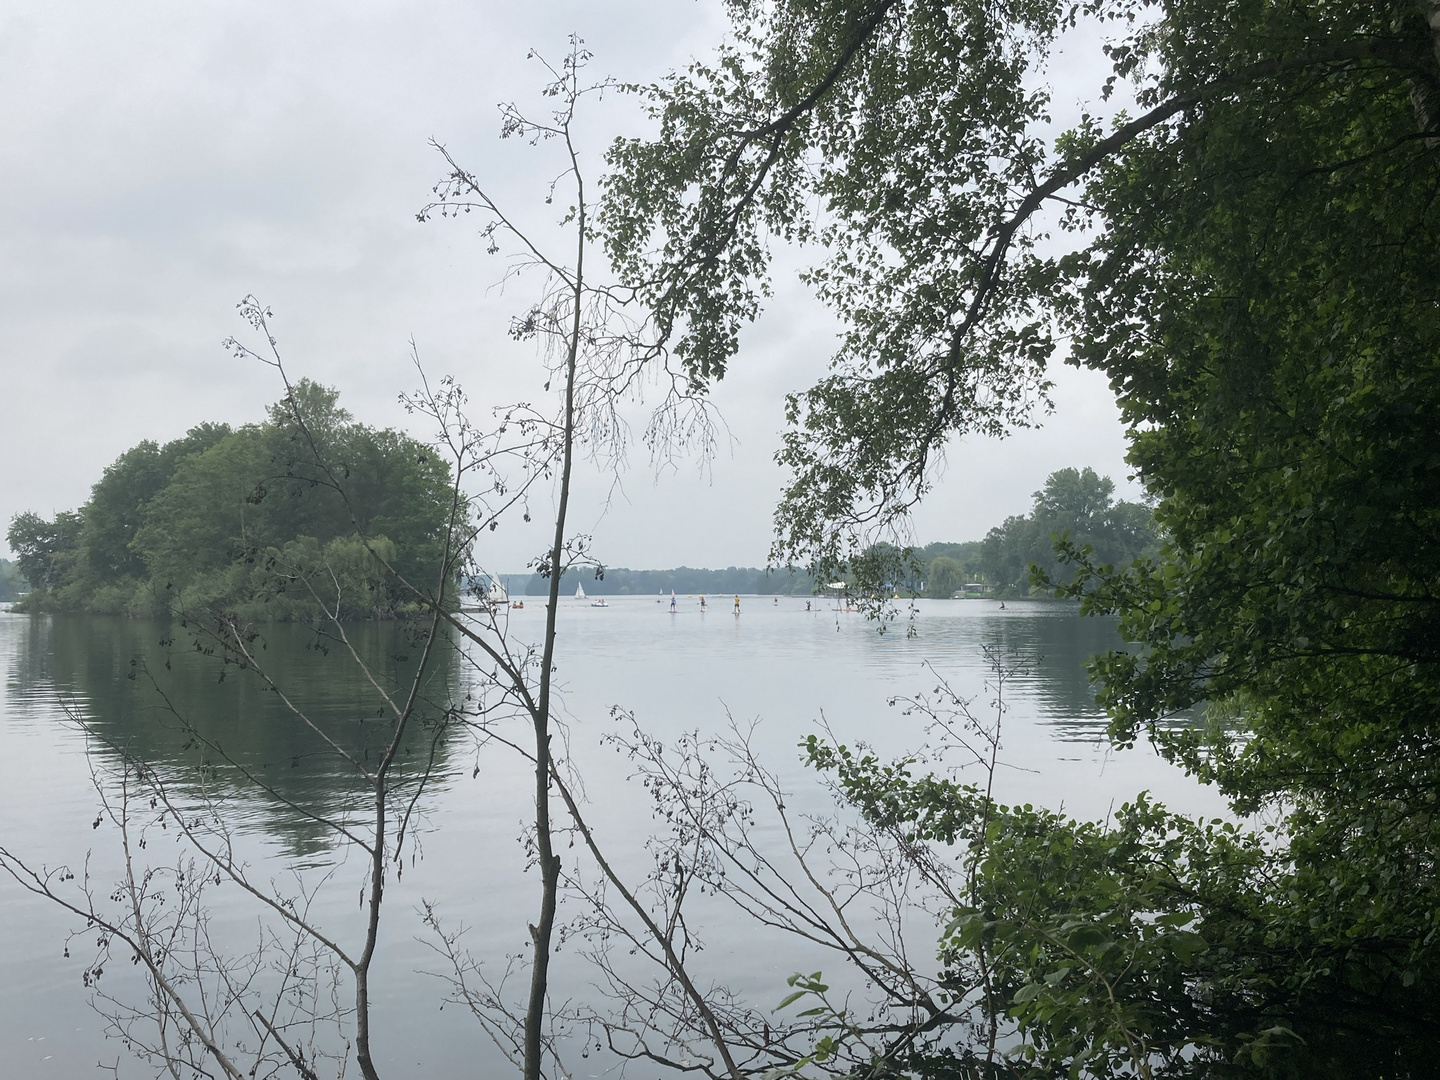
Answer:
[487,577,508,606]
[575,581,586,600]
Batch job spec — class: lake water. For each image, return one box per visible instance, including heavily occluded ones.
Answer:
[0,598,1226,1077]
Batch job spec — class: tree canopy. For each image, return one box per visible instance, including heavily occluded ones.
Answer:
[602,1,1440,1075]
[7,382,456,620]
[979,467,1157,596]
[602,0,1440,562]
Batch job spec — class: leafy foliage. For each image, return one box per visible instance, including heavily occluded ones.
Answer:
[980,468,1157,596]
[603,0,1070,568]
[604,1,1440,1075]
[81,424,234,582]
[809,720,1436,1079]
[8,510,83,593]
[7,382,456,620]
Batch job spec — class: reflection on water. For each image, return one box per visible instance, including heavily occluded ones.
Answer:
[1,598,1227,1079]
[6,614,461,857]
[987,608,1130,738]
[863,603,1192,743]
[2,602,1183,860]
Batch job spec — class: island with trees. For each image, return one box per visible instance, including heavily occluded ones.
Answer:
[6,381,454,621]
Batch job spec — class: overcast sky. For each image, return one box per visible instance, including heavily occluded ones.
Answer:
[0,1,1135,572]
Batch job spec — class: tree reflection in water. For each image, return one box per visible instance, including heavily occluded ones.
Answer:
[12,614,460,860]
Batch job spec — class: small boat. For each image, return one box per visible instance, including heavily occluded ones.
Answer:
[487,577,509,606]
[511,600,524,609]
[590,599,608,608]
[575,581,586,600]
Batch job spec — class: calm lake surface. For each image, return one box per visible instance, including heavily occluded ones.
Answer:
[0,598,1226,1077]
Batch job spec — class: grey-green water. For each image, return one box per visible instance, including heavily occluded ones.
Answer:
[0,598,1224,1077]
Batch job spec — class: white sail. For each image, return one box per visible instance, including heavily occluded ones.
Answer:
[575,581,586,600]
[487,577,508,604]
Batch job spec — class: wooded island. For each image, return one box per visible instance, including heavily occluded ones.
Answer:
[6,381,453,620]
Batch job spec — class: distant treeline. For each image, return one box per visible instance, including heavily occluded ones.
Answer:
[501,468,1155,602]
[514,565,816,597]
[0,558,26,602]
[7,382,454,620]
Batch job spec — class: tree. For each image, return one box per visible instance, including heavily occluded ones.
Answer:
[916,540,984,597]
[416,45,733,1080]
[81,424,233,584]
[601,0,1439,560]
[924,555,964,598]
[978,467,1157,596]
[7,509,83,593]
[597,2,1440,1075]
